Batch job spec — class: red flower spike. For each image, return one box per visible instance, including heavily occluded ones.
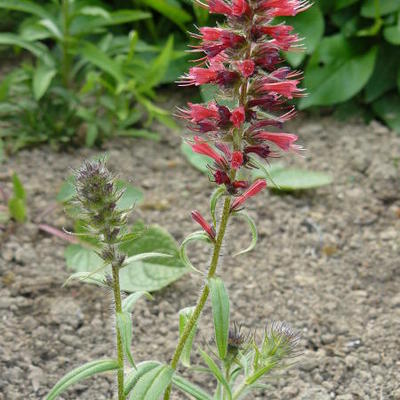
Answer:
[237,59,255,77]
[231,151,244,170]
[191,210,216,240]
[231,179,267,211]
[191,137,227,167]
[178,0,309,210]
[230,106,246,127]
[254,132,299,151]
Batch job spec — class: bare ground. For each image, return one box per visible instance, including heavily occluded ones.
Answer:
[0,103,400,400]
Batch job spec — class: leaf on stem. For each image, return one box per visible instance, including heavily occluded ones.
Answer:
[179,306,198,367]
[179,231,212,273]
[128,363,174,400]
[116,311,135,367]
[209,277,230,361]
[172,374,212,400]
[231,212,257,257]
[45,359,119,400]
[199,350,232,399]
[122,291,153,313]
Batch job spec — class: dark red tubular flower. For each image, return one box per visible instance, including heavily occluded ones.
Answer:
[177,0,309,211]
[191,210,216,240]
[191,136,228,168]
[230,179,267,211]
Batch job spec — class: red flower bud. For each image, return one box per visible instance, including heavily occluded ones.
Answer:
[191,210,216,240]
[230,106,246,127]
[231,151,244,169]
[231,179,267,211]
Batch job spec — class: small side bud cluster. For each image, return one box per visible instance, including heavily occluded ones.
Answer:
[255,321,302,369]
[74,159,127,244]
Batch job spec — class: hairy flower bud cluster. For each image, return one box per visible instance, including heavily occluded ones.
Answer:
[256,321,302,368]
[177,0,309,232]
[74,160,127,244]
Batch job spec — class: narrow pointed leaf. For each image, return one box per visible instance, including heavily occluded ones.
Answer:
[0,0,53,19]
[179,306,198,367]
[199,350,232,399]
[122,252,172,269]
[11,173,25,200]
[138,36,174,92]
[79,42,125,84]
[128,364,174,399]
[210,187,226,227]
[0,33,54,66]
[172,374,212,400]
[231,212,257,257]
[180,231,212,273]
[122,291,153,313]
[33,63,56,100]
[208,277,230,361]
[63,271,106,287]
[45,359,119,400]
[117,311,135,367]
[124,361,160,396]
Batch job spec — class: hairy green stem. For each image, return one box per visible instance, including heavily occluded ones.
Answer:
[112,263,125,400]
[163,197,232,400]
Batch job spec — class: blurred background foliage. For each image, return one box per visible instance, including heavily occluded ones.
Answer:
[0,0,399,154]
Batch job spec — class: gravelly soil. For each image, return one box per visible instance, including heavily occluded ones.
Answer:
[0,101,400,400]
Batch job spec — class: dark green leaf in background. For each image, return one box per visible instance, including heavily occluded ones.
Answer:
[372,92,400,132]
[361,0,400,18]
[364,44,400,102]
[300,34,378,108]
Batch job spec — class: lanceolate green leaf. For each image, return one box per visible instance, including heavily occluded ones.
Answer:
[116,311,135,367]
[33,63,57,100]
[128,364,174,400]
[199,350,232,399]
[124,361,161,396]
[122,291,153,313]
[79,42,125,84]
[231,211,257,257]
[0,0,53,20]
[118,224,189,292]
[139,0,192,29]
[12,173,25,200]
[45,359,119,400]
[210,187,226,227]
[209,277,230,361]
[180,231,212,273]
[299,35,378,108]
[269,169,333,191]
[172,374,213,400]
[0,33,54,66]
[179,306,198,367]
[138,36,174,92]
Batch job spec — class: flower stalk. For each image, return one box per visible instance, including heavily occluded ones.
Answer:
[164,196,232,400]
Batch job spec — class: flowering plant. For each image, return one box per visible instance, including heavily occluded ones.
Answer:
[46,1,309,399]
